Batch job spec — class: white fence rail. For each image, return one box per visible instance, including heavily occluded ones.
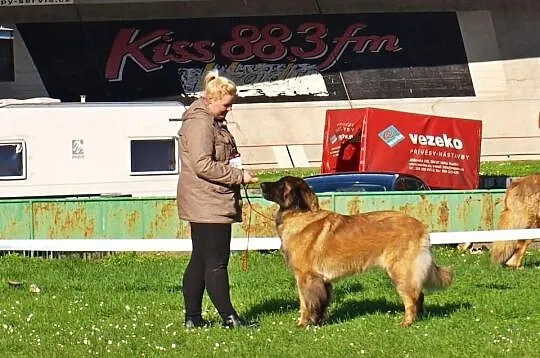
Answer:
[0,229,538,252]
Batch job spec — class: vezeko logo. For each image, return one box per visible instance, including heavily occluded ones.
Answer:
[378,125,405,147]
[408,133,464,149]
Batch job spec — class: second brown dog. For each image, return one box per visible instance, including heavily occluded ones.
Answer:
[491,174,540,268]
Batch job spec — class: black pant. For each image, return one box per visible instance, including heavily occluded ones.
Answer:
[182,222,237,319]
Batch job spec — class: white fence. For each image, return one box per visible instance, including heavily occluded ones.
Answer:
[0,229,538,252]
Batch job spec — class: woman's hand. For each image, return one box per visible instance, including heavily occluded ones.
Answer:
[242,170,258,184]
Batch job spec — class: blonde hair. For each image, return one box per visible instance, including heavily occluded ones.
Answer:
[203,70,237,101]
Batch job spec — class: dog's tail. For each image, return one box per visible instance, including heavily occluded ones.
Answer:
[424,262,453,290]
[416,236,453,290]
[490,240,518,265]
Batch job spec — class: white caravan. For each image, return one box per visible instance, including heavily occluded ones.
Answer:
[0,99,185,199]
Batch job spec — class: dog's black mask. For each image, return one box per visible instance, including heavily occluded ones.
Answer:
[260,176,319,212]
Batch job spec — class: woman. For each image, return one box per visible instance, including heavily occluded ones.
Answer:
[176,70,258,329]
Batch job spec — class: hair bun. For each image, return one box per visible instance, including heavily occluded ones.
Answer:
[204,69,220,88]
[202,69,237,100]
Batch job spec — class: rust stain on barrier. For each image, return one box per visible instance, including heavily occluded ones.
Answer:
[437,200,450,232]
[145,201,177,239]
[33,203,95,239]
[319,198,332,211]
[62,207,95,238]
[417,195,435,223]
[398,196,455,232]
[456,195,474,225]
[176,221,191,239]
[398,202,415,217]
[399,197,433,221]
[240,202,277,237]
[346,197,362,214]
[493,195,504,227]
[480,194,494,230]
[8,220,17,233]
[126,210,141,235]
[0,219,20,239]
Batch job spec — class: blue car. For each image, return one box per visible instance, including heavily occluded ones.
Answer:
[303,172,430,193]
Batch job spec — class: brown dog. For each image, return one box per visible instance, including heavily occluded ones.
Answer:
[491,174,540,268]
[260,176,453,328]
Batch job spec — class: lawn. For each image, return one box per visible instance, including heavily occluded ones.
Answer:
[1,248,539,357]
[1,160,538,357]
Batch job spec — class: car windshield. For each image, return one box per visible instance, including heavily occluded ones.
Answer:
[333,184,387,192]
[305,177,391,193]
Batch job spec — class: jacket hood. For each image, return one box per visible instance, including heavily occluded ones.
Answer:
[182,97,211,122]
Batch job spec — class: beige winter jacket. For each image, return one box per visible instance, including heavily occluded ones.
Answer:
[176,97,244,223]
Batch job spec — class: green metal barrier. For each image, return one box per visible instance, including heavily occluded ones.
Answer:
[0,190,506,240]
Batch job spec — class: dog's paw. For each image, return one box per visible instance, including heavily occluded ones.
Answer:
[297,319,311,329]
[457,242,473,252]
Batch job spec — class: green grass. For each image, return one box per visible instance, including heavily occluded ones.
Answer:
[249,160,540,188]
[1,249,539,357]
[478,160,540,177]
[253,167,320,184]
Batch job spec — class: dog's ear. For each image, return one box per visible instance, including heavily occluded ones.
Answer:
[276,177,319,211]
[295,181,319,211]
[278,180,298,209]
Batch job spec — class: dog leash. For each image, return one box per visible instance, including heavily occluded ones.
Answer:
[240,183,275,271]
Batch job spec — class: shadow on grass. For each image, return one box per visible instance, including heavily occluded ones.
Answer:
[474,282,513,290]
[333,282,365,298]
[245,292,470,325]
[326,299,470,325]
[168,285,183,293]
[523,259,540,268]
[243,282,365,318]
[245,298,299,317]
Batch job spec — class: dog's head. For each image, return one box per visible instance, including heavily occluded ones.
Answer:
[260,176,319,212]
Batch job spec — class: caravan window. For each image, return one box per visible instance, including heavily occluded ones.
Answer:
[130,137,178,175]
[0,141,26,180]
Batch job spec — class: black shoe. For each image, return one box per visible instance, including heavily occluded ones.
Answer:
[222,314,258,329]
[184,316,208,329]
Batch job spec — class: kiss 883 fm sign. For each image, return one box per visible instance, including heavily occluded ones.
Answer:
[17,12,474,102]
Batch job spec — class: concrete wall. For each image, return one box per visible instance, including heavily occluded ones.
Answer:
[1,0,539,168]
[231,5,540,167]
